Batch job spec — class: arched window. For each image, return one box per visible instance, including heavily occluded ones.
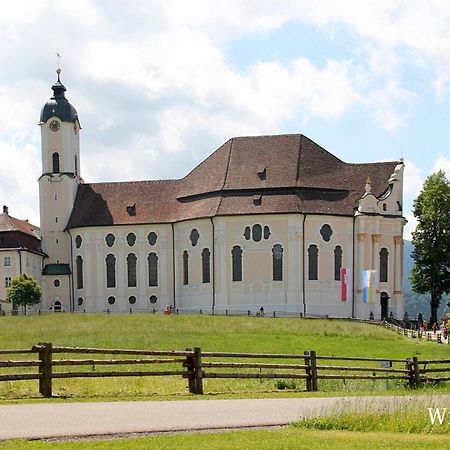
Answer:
[272,244,283,281]
[202,248,211,283]
[76,256,83,289]
[334,246,343,281]
[232,246,243,282]
[127,253,137,287]
[148,252,158,287]
[252,224,262,242]
[105,254,116,288]
[308,244,319,281]
[52,152,60,173]
[380,248,389,282]
[183,251,189,285]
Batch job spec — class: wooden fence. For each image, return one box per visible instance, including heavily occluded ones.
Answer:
[382,320,449,344]
[0,343,449,397]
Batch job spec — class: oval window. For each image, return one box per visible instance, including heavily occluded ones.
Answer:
[190,229,200,247]
[105,233,115,247]
[126,233,136,247]
[320,224,333,242]
[147,232,158,246]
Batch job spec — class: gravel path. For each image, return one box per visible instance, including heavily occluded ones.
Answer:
[1,395,449,441]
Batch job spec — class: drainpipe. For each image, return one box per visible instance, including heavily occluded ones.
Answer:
[171,223,176,310]
[17,249,22,315]
[352,215,356,318]
[17,249,22,274]
[68,230,74,312]
[302,214,307,317]
[210,217,215,314]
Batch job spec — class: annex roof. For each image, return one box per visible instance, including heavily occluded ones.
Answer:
[0,211,39,238]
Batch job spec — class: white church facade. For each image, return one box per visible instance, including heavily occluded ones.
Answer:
[33,73,406,319]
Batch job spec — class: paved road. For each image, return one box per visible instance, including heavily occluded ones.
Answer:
[0,395,449,440]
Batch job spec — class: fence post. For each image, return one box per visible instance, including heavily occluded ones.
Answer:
[193,347,203,394]
[310,350,318,391]
[38,342,52,397]
[304,351,312,391]
[412,356,421,388]
[185,348,195,394]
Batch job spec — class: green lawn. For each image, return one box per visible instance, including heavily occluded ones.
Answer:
[0,314,449,400]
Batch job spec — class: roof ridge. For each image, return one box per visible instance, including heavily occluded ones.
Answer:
[86,179,180,187]
[231,133,301,140]
[346,161,400,166]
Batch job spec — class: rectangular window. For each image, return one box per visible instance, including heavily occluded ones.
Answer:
[308,245,318,281]
[5,277,11,288]
[4,256,11,266]
[183,251,189,285]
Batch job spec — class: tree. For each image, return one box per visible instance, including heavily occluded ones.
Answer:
[410,170,450,324]
[7,274,42,312]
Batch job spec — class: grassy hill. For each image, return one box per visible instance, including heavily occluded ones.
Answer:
[0,314,448,400]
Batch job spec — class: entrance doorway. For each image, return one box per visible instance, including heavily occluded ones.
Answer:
[380,292,389,320]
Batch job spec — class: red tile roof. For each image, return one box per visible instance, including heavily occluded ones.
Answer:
[0,212,39,236]
[67,134,399,228]
[0,212,42,253]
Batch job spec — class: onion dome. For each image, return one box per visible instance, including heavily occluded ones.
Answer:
[40,69,79,124]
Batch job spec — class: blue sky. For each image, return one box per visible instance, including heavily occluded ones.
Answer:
[1,0,450,239]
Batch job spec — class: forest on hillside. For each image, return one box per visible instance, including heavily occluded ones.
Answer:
[403,240,448,321]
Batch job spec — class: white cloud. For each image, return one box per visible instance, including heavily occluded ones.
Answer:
[403,159,423,199]
[404,211,417,241]
[0,135,40,226]
[3,0,450,229]
[432,157,450,177]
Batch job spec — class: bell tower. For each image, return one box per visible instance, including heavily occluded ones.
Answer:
[38,68,81,311]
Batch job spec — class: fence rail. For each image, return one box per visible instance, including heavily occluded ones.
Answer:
[0,343,449,397]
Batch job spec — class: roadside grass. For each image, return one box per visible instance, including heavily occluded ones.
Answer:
[0,314,449,400]
[297,412,450,435]
[1,428,449,449]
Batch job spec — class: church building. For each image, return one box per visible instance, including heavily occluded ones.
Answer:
[36,72,405,319]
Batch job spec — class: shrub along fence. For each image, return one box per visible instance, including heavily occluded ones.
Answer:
[0,344,449,397]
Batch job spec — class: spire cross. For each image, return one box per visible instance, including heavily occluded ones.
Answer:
[55,50,62,81]
[55,50,62,68]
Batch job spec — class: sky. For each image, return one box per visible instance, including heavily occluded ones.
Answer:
[1,0,450,239]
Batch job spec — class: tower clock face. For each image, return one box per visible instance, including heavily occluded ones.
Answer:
[49,120,60,132]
